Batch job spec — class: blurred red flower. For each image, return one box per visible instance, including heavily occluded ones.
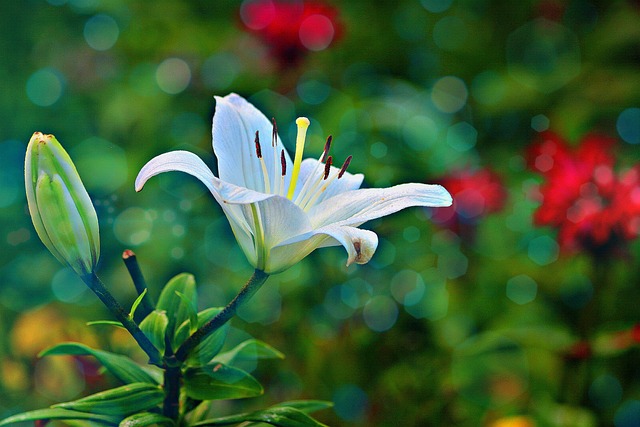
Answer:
[432,168,507,229]
[528,131,640,255]
[240,0,343,67]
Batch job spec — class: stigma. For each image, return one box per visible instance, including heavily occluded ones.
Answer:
[253,117,352,211]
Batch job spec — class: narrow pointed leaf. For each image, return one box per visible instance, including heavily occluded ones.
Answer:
[53,382,163,416]
[39,342,157,384]
[139,310,168,354]
[87,320,125,328]
[175,307,229,364]
[183,363,263,400]
[193,407,328,427]
[119,412,175,427]
[272,401,334,414]
[156,273,197,340]
[213,339,284,366]
[0,408,120,426]
[129,288,148,319]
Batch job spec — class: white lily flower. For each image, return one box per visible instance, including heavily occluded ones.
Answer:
[136,93,452,274]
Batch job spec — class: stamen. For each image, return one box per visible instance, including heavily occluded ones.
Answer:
[271,118,280,195]
[293,134,334,205]
[279,149,286,196]
[338,155,352,179]
[254,131,262,158]
[271,118,278,147]
[286,117,310,199]
[321,135,332,162]
[255,130,271,193]
[323,156,333,180]
[302,155,352,210]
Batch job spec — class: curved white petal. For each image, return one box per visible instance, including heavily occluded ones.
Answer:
[308,183,453,228]
[213,93,293,192]
[135,150,266,267]
[269,225,378,273]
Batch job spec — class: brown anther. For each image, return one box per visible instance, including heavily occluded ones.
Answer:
[280,149,286,176]
[338,155,352,179]
[321,135,333,163]
[323,156,333,180]
[254,131,262,158]
[271,117,278,147]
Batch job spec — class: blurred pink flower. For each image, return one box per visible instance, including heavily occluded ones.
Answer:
[528,131,640,255]
[240,0,343,68]
[431,168,507,230]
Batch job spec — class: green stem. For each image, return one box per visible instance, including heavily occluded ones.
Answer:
[163,364,181,420]
[174,269,269,363]
[81,272,162,366]
[122,249,155,319]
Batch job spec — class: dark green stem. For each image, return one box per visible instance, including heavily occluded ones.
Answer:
[81,272,162,366]
[163,363,181,420]
[174,269,269,363]
[122,249,155,319]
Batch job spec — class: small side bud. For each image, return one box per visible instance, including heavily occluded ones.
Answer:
[25,132,100,276]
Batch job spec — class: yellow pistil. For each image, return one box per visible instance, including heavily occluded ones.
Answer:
[287,117,310,199]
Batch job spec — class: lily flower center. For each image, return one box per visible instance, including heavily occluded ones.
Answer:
[253,116,353,211]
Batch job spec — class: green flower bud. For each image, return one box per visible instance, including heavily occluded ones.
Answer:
[25,132,100,276]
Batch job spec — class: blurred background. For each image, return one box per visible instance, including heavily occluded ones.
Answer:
[2,0,640,425]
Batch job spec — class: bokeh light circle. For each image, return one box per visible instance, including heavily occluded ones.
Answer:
[299,14,335,51]
[506,18,581,92]
[71,137,128,194]
[113,207,153,246]
[26,68,64,106]
[531,114,550,132]
[333,384,369,422]
[433,16,467,51]
[240,0,275,30]
[431,76,468,113]
[617,107,640,145]
[390,270,425,306]
[615,400,640,427]
[506,274,538,305]
[420,0,453,13]
[202,53,240,90]
[589,374,622,409]
[84,14,119,51]
[156,58,191,94]
[51,268,87,303]
[363,295,398,332]
[446,122,477,152]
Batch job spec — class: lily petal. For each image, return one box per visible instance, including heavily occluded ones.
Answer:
[135,150,262,265]
[308,183,452,228]
[270,225,378,272]
[213,93,293,192]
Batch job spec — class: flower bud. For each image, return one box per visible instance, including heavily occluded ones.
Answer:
[25,132,100,276]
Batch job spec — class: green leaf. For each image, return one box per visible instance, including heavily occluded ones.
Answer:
[183,363,263,400]
[272,401,334,414]
[193,407,328,427]
[213,339,285,366]
[87,320,125,328]
[53,382,163,416]
[139,310,169,354]
[129,288,149,319]
[156,273,197,340]
[119,412,175,427]
[175,307,229,365]
[39,342,157,384]
[0,408,120,426]
[176,290,199,334]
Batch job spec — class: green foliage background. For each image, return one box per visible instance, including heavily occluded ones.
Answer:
[1,0,640,425]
